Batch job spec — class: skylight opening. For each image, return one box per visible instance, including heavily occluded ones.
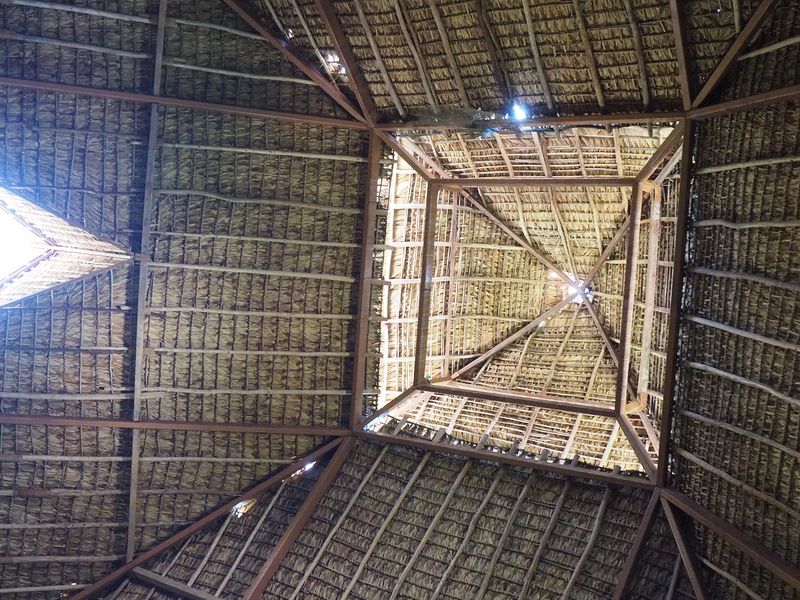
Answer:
[0,205,44,282]
[552,271,594,304]
[510,102,528,121]
[231,498,256,518]
[325,51,346,76]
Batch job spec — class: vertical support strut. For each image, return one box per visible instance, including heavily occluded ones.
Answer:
[126,0,168,561]
[414,182,439,385]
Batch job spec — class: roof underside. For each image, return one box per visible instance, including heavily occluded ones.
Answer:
[0,0,798,598]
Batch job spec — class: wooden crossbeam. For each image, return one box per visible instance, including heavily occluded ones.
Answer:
[0,414,348,436]
[658,122,692,487]
[131,568,217,600]
[414,183,440,385]
[72,437,344,599]
[358,430,654,489]
[244,437,355,598]
[0,77,367,129]
[437,176,636,187]
[418,382,617,417]
[692,0,780,108]
[669,0,691,111]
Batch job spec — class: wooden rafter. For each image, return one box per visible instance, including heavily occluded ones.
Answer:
[668,0,691,111]
[658,122,692,487]
[622,0,650,108]
[438,176,636,187]
[474,0,511,104]
[73,438,345,599]
[661,496,710,600]
[637,183,662,404]
[521,0,554,110]
[691,0,780,108]
[612,488,661,599]
[413,183,439,385]
[313,0,377,123]
[350,132,382,427]
[663,489,800,591]
[618,412,656,479]
[125,0,168,561]
[244,437,355,598]
[392,0,439,113]
[428,0,469,108]
[220,0,365,121]
[572,0,605,108]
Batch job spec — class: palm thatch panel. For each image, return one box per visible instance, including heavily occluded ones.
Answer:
[621,507,697,600]
[459,305,619,406]
[0,423,132,590]
[0,86,150,250]
[414,126,671,179]
[265,439,651,599]
[682,0,760,96]
[715,0,800,103]
[110,460,322,599]
[253,0,682,120]
[163,0,351,118]
[672,104,800,574]
[691,519,800,600]
[384,391,648,472]
[0,0,156,93]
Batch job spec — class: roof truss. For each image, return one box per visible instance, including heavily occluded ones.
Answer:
[7,0,800,595]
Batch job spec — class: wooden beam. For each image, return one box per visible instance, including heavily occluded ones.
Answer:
[244,436,355,598]
[661,496,710,600]
[669,0,691,111]
[312,0,377,124]
[72,437,344,599]
[358,386,421,430]
[572,0,605,107]
[637,184,663,402]
[375,111,685,131]
[622,0,650,108]
[618,412,656,479]
[636,122,685,182]
[692,0,780,108]
[437,176,636,188]
[418,382,617,417]
[376,130,433,181]
[658,122,692,487]
[430,467,505,600]
[0,77,367,129]
[612,488,662,599]
[614,182,643,414]
[340,445,435,598]
[521,0,553,110]
[428,0,469,108]
[414,183,439,385]
[689,82,800,119]
[219,0,365,121]
[389,460,472,599]
[131,568,217,600]
[357,430,655,489]
[350,132,381,427]
[126,0,168,561]
[662,488,800,592]
[286,444,391,599]
[0,414,348,436]
[561,474,614,598]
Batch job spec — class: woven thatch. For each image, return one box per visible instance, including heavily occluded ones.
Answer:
[0,0,364,593]
[107,458,322,598]
[672,99,800,590]
[249,0,683,119]
[265,439,652,599]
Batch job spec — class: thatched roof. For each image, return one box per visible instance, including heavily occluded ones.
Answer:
[0,0,799,598]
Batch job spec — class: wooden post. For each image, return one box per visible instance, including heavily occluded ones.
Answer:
[414,183,439,385]
[351,133,382,427]
[612,488,661,599]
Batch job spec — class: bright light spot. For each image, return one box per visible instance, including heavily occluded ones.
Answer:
[325,51,345,76]
[70,583,77,587]
[305,461,317,472]
[538,320,547,328]
[286,28,295,39]
[232,499,256,518]
[0,207,44,281]
[511,102,528,121]
[548,271,560,280]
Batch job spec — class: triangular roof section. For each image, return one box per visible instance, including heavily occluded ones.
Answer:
[0,186,130,306]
